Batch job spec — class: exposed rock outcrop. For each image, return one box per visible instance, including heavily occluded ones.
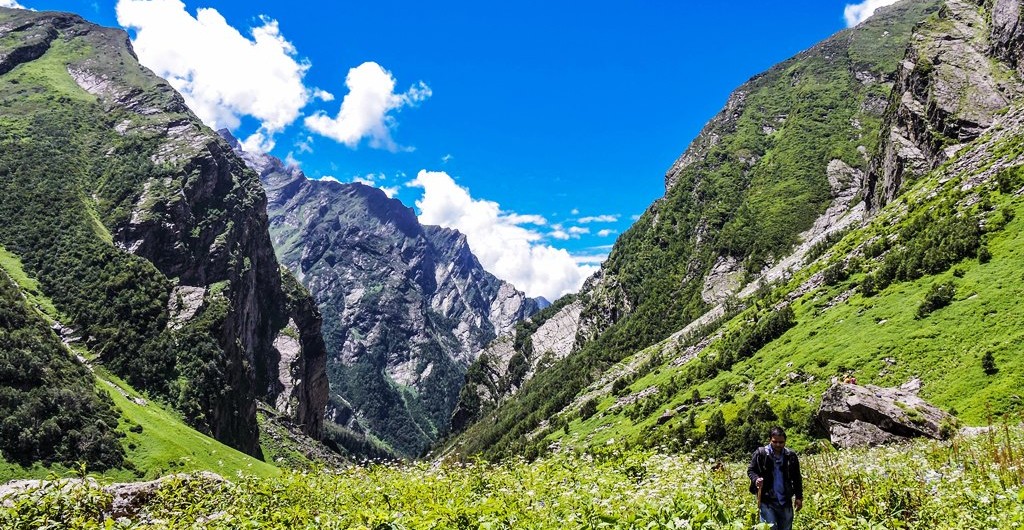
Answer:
[865,0,1024,210]
[817,383,953,448]
[228,135,541,456]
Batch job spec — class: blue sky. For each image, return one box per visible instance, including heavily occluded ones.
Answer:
[4,0,899,299]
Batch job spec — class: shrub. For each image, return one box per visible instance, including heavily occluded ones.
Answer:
[982,351,997,375]
[916,281,956,318]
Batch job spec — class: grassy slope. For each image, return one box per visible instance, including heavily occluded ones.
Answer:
[549,127,1024,454]
[0,249,278,482]
[449,0,942,460]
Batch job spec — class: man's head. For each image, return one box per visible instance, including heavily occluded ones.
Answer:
[769,426,786,451]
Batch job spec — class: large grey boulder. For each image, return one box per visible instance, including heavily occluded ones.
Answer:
[816,383,952,448]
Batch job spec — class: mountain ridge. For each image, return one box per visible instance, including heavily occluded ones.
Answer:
[224,133,544,456]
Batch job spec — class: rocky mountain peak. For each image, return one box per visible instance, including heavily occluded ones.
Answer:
[223,135,541,456]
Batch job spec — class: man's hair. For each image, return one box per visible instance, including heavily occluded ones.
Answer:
[769,426,786,439]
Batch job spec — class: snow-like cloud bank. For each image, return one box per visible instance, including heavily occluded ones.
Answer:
[843,0,899,27]
[0,0,27,9]
[409,170,596,300]
[116,0,313,152]
[305,62,431,151]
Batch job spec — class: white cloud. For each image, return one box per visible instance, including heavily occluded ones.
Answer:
[320,175,341,184]
[0,0,27,8]
[572,254,609,266]
[296,136,314,154]
[409,170,596,300]
[568,226,589,236]
[313,89,335,102]
[571,208,580,215]
[843,0,899,27]
[442,154,453,164]
[597,229,616,237]
[116,0,313,152]
[578,214,619,223]
[305,62,431,151]
[550,230,570,241]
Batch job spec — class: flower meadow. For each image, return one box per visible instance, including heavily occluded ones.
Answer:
[3,426,1023,529]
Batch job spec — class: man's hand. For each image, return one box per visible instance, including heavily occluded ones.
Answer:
[794,498,803,512]
[755,477,763,488]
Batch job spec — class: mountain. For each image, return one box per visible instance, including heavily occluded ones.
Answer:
[226,137,544,457]
[448,0,1024,459]
[0,7,327,467]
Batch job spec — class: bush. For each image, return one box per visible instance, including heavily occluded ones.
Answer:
[917,281,956,318]
[982,351,997,375]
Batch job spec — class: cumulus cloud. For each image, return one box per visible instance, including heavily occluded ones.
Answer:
[305,62,431,151]
[116,0,313,151]
[313,89,335,102]
[409,170,596,300]
[843,0,899,27]
[597,229,617,237]
[1,0,27,8]
[578,214,619,223]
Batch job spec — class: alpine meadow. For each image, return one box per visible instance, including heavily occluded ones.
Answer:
[3,0,1024,528]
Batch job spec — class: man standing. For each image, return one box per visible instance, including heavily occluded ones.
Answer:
[747,426,803,529]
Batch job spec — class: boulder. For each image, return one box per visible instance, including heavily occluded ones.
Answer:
[816,383,952,448]
[0,472,226,519]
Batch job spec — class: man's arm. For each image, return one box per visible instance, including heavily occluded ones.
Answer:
[747,450,763,487]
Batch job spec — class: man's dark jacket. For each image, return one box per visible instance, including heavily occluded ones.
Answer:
[747,446,803,504]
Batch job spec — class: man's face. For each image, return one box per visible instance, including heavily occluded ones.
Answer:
[769,435,786,452]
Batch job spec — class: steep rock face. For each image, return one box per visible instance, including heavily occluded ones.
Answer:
[0,8,327,455]
[450,298,582,433]
[866,0,1024,209]
[230,138,540,456]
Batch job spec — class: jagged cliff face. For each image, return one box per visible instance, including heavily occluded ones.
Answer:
[0,8,327,456]
[229,140,541,456]
[866,0,1024,209]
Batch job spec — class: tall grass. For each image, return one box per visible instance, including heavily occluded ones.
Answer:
[4,425,1023,529]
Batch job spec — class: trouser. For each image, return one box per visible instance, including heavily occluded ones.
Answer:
[759,500,794,530]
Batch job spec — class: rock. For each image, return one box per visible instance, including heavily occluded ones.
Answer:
[235,137,540,455]
[0,472,226,519]
[657,409,676,425]
[816,383,952,448]
[865,0,1023,210]
[106,472,226,519]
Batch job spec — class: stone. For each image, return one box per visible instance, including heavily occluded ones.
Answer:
[816,383,952,448]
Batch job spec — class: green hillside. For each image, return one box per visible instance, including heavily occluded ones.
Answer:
[449,0,945,460]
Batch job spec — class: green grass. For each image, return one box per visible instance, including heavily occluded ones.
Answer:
[0,365,279,483]
[0,244,59,319]
[4,426,1024,529]
[93,366,280,481]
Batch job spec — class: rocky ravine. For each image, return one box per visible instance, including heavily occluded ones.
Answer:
[227,135,543,456]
